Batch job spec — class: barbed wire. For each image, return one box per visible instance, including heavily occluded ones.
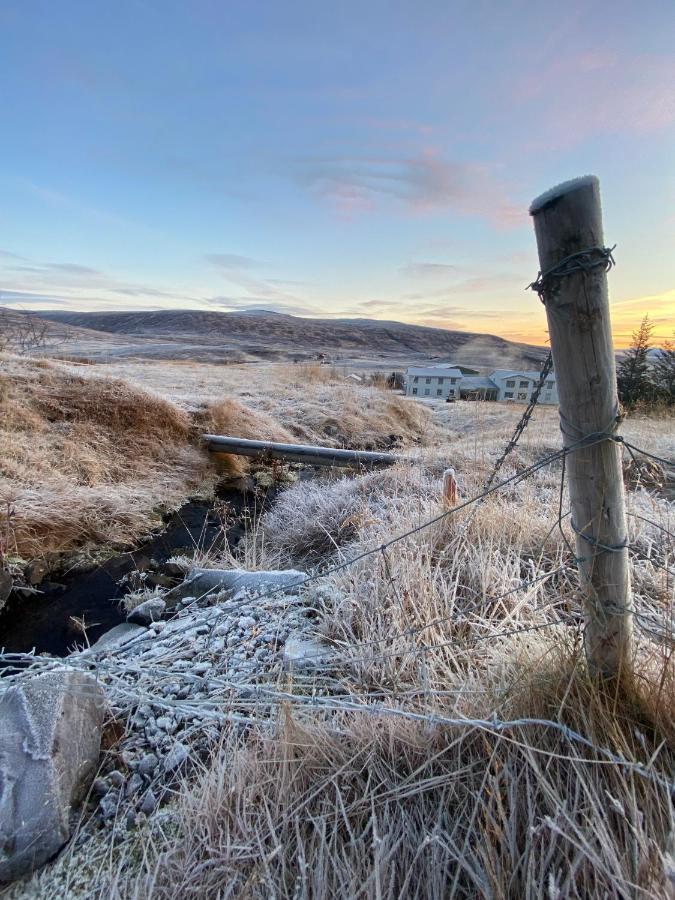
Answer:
[527,245,616,304]
[0,400,672,798]
[482,351,554,494]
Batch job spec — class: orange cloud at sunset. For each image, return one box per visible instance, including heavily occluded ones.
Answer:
[610,290,675,347]
[405,289,675,349]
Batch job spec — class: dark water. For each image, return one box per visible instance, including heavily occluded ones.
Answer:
[0,485,257,659]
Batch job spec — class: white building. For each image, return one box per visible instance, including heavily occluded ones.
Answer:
[404,365,464,399]
[489,369,558,404]
[404,365,558,404]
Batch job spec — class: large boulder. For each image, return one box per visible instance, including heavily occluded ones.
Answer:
[87,622,147,653]
[166,567,306,607]
[0,669,107,882]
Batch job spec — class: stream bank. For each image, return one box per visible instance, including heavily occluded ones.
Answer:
[0,481,273,659]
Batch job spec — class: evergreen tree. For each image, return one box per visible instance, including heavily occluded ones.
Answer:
[616,315,655,406]
[652,334,675,403]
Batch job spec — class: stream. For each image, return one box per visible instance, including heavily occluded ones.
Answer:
[0,484,266,660]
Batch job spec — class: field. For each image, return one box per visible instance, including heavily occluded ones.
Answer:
[1,352,675,898]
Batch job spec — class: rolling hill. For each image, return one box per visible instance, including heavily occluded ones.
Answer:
[36,309,547,371]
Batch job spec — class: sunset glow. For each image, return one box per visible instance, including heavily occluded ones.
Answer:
[1,2,673,347]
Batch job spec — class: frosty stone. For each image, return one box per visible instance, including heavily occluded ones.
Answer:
[128,598,166,626]
[0,670,106,881]
[166,567,306,606]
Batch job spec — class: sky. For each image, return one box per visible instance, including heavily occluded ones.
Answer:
[0,0,674,347]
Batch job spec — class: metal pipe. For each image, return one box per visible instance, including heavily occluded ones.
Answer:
[204,434,402,468]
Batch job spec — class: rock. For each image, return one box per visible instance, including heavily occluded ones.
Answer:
[87,623,147,653]
[0,669,106,881]
[127,598,166,626]
[0,570,12,612]
[163,742,189,773]
[92,777,108,796]
[125,774,144,797]
[165,567,306,607]
[108,770,125,789]
[155,716,177,734]
[283,634,334,671]
[99,791,119,821]
[139,790,157,816]
[24,559,49,586]
[138,753,159,777]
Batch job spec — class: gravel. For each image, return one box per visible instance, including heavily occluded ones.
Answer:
[62,578,336,832]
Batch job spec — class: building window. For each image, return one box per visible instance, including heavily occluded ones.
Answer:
[546,380,554,388]
[544,392,551,401]
[504,391,514,399]
[436,389,442,396]
[519,380,528,388]
[450,378,457,384]
[413,376,418,383]
[506,379,515,388]
[517,391,527,400]
[425,377,431,384]
[412,388,417,395]
[424,389,430,396]
[437,377,444,384]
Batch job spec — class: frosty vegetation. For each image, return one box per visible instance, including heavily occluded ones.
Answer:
[1,351,674,898]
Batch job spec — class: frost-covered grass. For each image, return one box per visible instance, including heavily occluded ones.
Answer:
[4,356,675,899]
[0,356,433,561]
[107,405,674,899]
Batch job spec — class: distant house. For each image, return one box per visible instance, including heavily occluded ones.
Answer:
[404,364,557,404]
[404,365,464,399]
[459,376,499,401]
[489,369,558,404]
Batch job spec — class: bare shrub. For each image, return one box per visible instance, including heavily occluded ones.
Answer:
[0,308,49,355]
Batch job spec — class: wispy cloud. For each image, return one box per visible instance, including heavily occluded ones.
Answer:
[399,262,458,279]
[401,272,523,301]
[511,51,675,147]
[204,251,316,313]
[204,296,319,317]
[204,254,261,271]
[0,252,201,310]
[294,151,522,226]
[44,262,103,276]
[610,289,675,344]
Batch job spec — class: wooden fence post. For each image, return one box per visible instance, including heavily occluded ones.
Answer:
[529,176,632,678]
[442,468,458,508]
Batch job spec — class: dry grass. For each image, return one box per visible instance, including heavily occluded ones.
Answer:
[3,361,674,898]
[0,356,435,561]
[26,403,666,900]
[0,355,211,558]
[110,672,675,899]
[88,359,437,450]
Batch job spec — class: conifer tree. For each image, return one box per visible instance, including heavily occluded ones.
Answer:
[617,315,655,406]
[652,334,675,404]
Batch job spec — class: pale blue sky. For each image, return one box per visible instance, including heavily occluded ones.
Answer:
[1,0,674,343]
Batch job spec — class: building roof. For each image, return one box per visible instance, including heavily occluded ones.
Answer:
[460,376,498,390]
[406,366,464,378]
[490,369,555,382]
